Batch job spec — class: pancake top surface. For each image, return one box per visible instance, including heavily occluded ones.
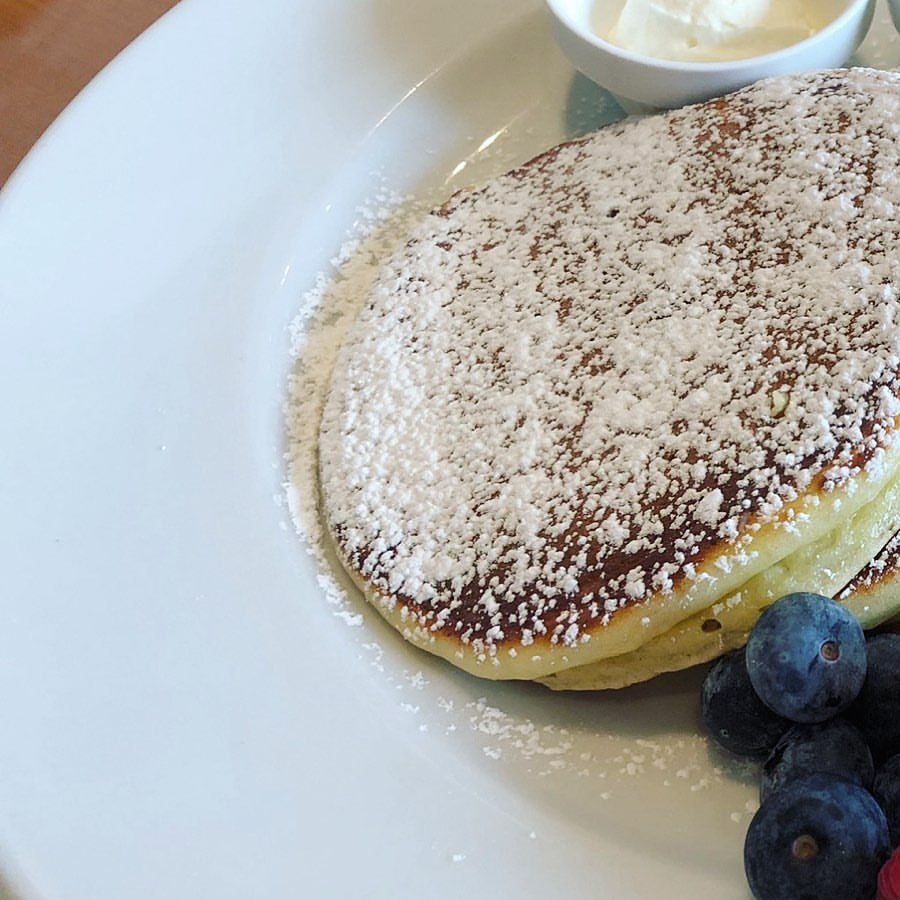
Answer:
[319,68,900,670]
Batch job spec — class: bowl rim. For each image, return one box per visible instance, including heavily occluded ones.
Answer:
[545,0,875,73]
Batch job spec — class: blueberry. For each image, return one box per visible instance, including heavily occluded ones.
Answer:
[744,773,890,900]
[701,647,790,757]
[873,754,900,848]
[848,634,900,765]
[760,718,874,803]
[746,592,867,723]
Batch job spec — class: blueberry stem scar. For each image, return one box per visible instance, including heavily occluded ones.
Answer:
[791,834,819,861]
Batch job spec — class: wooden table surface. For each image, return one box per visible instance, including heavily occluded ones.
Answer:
[0,0,180,186]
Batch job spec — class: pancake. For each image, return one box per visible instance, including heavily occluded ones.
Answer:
[318,67,900,688]
[839,529,900,618]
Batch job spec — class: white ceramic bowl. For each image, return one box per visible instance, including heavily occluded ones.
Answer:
[546,0,877,110]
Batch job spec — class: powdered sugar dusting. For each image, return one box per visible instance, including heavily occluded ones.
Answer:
[319,69,900,668]
[284,184,415,575]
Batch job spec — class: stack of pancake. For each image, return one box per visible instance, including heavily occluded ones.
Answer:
[318,67,900,689]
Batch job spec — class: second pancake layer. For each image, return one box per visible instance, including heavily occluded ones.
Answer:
[541,468,900,689]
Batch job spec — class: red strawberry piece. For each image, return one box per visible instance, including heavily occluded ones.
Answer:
[878,848,900,900]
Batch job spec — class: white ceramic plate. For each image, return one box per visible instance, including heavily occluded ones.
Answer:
[0,2,898,898]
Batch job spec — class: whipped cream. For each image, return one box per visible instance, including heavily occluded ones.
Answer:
[604,0,831,62]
